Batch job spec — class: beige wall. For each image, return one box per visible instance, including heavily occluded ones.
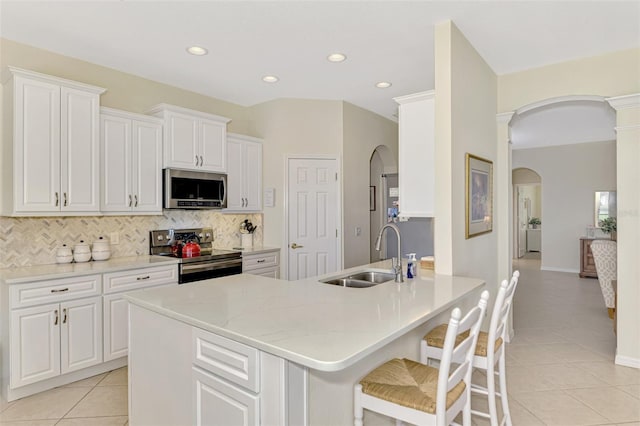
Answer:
[342,102,398,268]
[435,21,499,293]
[513,141,616,271]
[498,48,640,113]
[0,38,250,133]
[248,99,344,277]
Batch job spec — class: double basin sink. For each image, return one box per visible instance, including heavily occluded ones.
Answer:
[320,270,397,288]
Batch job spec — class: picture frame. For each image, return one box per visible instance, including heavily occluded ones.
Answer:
[369,186,376,211]
[465,153,493,239]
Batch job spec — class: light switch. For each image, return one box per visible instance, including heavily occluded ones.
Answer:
[110,232,119,245]
[355,227,361,236]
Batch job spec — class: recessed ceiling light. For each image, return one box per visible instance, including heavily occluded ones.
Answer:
[262,75,279,83]
[186,46,208,56]
[327,53,347,63]
[375,81,392,89]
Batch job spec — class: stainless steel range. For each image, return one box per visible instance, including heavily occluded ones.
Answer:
[150,227,242,284]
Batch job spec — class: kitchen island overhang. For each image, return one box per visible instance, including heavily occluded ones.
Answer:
[125,260,485,425]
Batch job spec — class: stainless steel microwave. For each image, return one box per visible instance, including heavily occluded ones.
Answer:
[163,169,227,209]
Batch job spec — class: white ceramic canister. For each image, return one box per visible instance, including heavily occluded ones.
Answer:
[56,244,74,264]
[91,236,111,261]
[73,240,92,263]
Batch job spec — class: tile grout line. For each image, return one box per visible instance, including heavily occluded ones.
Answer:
[57,371,111,422]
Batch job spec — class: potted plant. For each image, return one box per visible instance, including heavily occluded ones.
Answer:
[599,217,617,240]
[528,217,541,229]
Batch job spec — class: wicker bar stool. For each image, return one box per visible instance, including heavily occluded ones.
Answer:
[420,271,520,426]
[354,290,489,426]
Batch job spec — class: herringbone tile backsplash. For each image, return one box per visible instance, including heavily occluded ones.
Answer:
[0,211,263,268]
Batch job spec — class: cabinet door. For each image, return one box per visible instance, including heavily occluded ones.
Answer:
[193,367,259,426]
[199,118,226,172]
[165,112,199,169]
[132,119,163,212]
[101,113,132,211]
[60,87,100,212]
[396,92,435,217]
[61,296,102,374]
[244,141,262,211]
[226,139,244,210]
[13,76,61,212]
[103,294,129,361]
[10,303,61,388]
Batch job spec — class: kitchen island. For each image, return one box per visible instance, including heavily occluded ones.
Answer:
[125,260,484,425]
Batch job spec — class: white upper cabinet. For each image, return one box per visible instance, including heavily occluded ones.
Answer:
[2,67,105,216]
[147,104,230,173]
[226,133,262,212]
[393,91,435,218]
[100,107,163,214]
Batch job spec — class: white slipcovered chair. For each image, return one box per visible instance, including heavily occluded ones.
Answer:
[590,239,617,318]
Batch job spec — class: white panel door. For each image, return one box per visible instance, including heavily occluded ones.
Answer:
[226,139,244,210]
[193,367,259,426]
[132,119,163,212]
[517,187,527,258]
[199,118,226,172]
[60,87,100,212]
[287,158,339,280]
[10,303,60,387]
[103,294,129,361]
[165,112,198,169]
[14,76,61,212]
[61,296,102,374]
[244,141,262,210]
[101,113,132,211]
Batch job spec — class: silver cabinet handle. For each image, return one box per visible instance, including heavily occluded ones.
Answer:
[51,288,69,293]
[136,276,150,281]
[195,155,199,166]
[62,308,67,324]
[291,243,304,249]
[54,309,59,325]
[199,155,203,167]
[55,192,59,207]
[257,259,266,263]
[129,194,132,207]
[63,192,67,206]
[134,195,138,207]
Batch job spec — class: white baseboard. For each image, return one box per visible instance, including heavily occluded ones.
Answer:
[540,266,580,274]
[615,354,640,369]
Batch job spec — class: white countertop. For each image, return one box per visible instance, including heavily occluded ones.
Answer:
[125,260,484,372]
[0,255,179,284]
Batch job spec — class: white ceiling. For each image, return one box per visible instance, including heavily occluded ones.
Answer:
[1,1,638,131]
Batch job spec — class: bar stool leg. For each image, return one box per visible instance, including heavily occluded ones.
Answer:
[498,351,512,426]
[354,384,364,426]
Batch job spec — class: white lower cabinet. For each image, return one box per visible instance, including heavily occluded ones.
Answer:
[10,296,102,388]
[242,249,280,279]
[193,367,259,426]
[102,265,178,362]
[2,262,178,402]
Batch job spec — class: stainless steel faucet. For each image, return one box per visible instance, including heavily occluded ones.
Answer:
[375,223,404,283]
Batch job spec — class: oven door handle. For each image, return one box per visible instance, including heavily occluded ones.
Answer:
[181,260,242,274]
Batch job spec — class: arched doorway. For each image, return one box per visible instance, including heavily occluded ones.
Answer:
[513,168,542,264]
[369,145,396,262]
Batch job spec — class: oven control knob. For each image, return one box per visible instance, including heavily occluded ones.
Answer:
[166,234,171,240]
[157,235,163,241]
[205,233,211,238]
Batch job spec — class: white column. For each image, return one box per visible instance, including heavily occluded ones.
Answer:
[606,93,640,368]
[496,111,515,340]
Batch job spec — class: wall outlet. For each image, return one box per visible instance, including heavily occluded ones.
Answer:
[110,232,120,245]
[355,227,361,236]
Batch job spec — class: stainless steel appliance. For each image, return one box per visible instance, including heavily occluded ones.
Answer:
[150,227,241,284]
[164,168,227,209]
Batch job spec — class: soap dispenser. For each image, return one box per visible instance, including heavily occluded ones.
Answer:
[406,253,417,279]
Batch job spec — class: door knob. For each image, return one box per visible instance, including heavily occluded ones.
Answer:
[290,243,304,249]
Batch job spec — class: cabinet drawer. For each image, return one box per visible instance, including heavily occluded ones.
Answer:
[245,267,279,279]
[242,251,279,272]
[193,328,259,393]
[103,265,178,294]
[10,275,102,309]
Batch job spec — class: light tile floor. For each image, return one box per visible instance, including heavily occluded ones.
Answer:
[1,255,638,425]
[0,368,128,425]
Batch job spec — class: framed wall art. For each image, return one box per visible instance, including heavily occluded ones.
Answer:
[465,153,493,239]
